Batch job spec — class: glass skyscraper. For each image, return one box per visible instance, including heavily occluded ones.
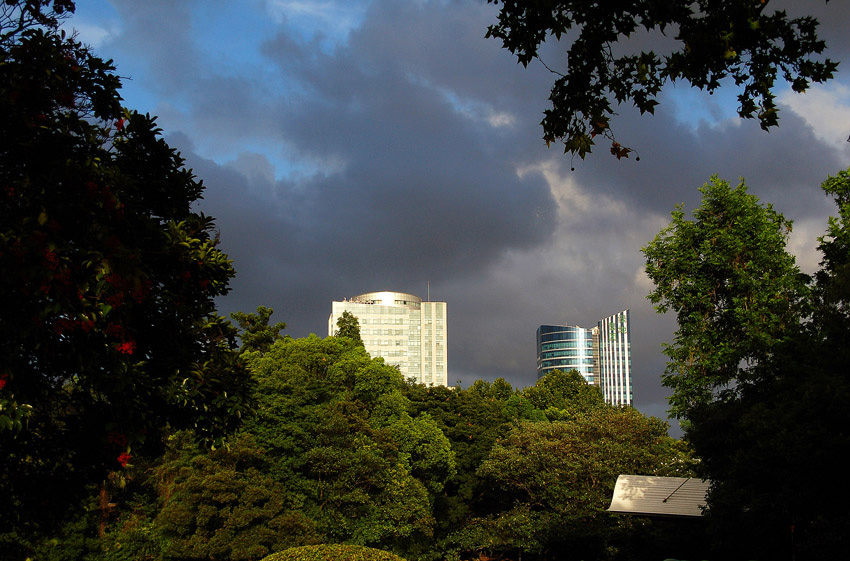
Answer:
[536,324,596,383]
[536,309,632,406]
[329,291,447,386]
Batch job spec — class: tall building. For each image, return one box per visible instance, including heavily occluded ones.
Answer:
[329,291,447,386]
[596,309,632,407]
[536,324,596,383]
[536,309,632,406]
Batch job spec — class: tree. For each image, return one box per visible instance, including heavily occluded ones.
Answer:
[0,1,251,551]
[485,0,837,160]
[334,310,363,347]
[813,168,850,338]
[231,306,287,353]
[642,176,807,420]
[521,368,606,417]
[262,544,408,561]
[151,432,320,561]
[461,409,684,560]
[241,335,440,557]
[643,169,850,559]
[402,378,517,546]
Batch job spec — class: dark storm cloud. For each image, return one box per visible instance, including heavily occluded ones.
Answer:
[564,98,844,218]
[101,0,558,292]
[259,1,554,166]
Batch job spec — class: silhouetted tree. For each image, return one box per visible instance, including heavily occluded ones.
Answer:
[486,0,837,160]
[0,1,251,555]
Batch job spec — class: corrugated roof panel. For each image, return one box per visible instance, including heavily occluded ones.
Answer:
[608,475,710,517]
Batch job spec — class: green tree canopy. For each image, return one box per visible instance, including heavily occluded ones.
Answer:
[642,176,807,419]
[402,378,518,543]
[460,409,683,560]
[486,0,837,160]
[151,432,320,561]
[262,544,407,561]
[231,306,287,354]
[334,310,363,347]
[521,368,606,418]
[813,168,850,336]
[240,335,447,556]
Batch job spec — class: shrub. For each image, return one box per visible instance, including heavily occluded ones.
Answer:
[262,544,407,561]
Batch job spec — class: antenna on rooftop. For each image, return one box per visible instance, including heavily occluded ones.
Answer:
[427,280,430,302]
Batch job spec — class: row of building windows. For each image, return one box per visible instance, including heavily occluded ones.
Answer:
[539,340,593,351]
[365,339,407,346]
[539,350,592,360]
[365,338,445,349]
[361,318,407,325]
[364,328,408,335]
[539,359,594,368]
[539,332,591,343]
[372,350,408,358]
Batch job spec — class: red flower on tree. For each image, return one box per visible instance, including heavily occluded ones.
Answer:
[115,341,136,355]
[116,452,131,468]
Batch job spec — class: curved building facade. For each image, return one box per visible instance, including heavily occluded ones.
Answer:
[536,309,632,406]
[536,324,596,384]
[329,291,447,386]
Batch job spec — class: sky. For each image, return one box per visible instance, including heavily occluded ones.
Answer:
[66,0,850,431]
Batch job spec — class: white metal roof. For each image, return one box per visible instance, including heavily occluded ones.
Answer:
[608,475,710,517]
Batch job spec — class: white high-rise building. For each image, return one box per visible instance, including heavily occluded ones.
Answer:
[596,309,632,407]
[329,291,447,386]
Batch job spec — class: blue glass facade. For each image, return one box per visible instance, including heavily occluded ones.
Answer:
[536,324,595,383]
[536,309,632,406]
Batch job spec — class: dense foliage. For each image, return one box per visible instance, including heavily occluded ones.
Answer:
[231,306,287,353]
[644,169,850,559]
[1,1,251,557]
[334,310,364,347]
[261,544,408,561]
[17,331,694,561]
[643,176,808,418]
[486,0,837,160]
